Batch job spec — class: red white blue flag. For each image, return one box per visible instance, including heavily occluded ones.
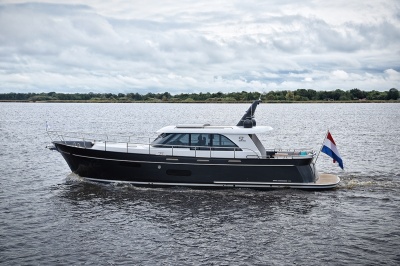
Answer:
[321,131,344,169]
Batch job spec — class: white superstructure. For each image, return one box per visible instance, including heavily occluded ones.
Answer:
[90,124,273,159]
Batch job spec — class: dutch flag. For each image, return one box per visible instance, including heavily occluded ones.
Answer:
[321,131,344,169]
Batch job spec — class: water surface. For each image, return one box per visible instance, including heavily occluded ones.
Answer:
[1,103,399,265]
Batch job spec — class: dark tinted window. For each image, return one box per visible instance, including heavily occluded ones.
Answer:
[191,133,209,146]
[153,133,238,149]
[152,133,189,146]
[212,135,236,147]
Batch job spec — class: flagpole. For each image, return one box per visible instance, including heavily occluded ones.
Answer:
[313,129,329,164]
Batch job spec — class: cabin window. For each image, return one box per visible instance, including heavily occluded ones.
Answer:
[191,133,209,146]
[212,135,236,147]
[152,133,190,147]
[209,134,240,151]
[152,133,172,146]
[152,133,240,150]
[164,133,190,146]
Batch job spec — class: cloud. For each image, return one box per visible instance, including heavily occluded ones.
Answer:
[332,70,349,80]
[384,69,400,81]
[0,1,399,93]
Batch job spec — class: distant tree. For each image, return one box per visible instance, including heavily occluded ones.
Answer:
[162,92,172,100]
[367,90,381,100]
[274,91,285,101]
[133,93,143,100]
[265,91,276,101]
[222,97,237,102]
[350,88,366,99]
[29,95,53,101]
[332,89,345,100]
[143,93,155,100]
[307,89,317,100]
[1,89,398,102]
[81,93,92,100]
[199,92,211,101]
[294,89,309,100]
[237,91,248,101]
[339,92,352,101]
[316,91,326,100]
[387,88,399,100]
[176,93,189,100]
[294,95,302,101]
[211,91,223,99]
[285,91,294,101]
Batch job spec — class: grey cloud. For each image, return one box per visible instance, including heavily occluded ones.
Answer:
[0,1,399,93]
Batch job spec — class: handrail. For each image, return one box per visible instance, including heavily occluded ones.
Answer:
[48,130,314,159]
[265,148,315,159]
[47,130,153,142]
[149,143,259,159]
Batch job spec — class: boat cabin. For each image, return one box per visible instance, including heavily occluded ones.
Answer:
[149,124,273,158]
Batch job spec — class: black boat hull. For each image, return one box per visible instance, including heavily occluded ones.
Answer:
[53,141,326,188]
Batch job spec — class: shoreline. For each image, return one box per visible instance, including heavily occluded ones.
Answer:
[0,100,398,104]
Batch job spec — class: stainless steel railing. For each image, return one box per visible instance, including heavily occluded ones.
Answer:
[47,130,314,159]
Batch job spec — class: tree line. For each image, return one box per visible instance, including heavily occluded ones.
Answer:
[0,88,398,102]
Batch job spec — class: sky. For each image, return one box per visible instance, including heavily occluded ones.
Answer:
[0,0,399,94]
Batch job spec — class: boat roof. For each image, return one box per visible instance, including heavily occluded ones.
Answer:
[157,124,273,134]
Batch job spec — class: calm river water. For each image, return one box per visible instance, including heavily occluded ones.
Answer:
[1,102,399,265]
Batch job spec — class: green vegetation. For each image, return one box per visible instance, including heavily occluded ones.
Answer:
[0,88,398,102]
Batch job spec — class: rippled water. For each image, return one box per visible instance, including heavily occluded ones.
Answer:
[1,102,399,265]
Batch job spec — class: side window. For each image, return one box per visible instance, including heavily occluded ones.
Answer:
[212,134,237,147]
[191,134,207,146]
[164,134,189,146]
[179,134,189,146]
[203,134,212,146]
[152,133,171,145]
[153,133,238,149]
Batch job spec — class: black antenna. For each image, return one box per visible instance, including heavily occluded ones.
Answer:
[236,99,262,126]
